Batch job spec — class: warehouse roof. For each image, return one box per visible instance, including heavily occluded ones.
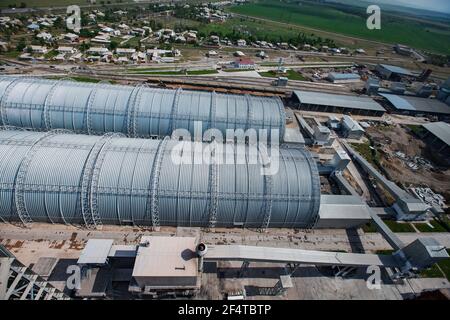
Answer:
[293,90,386,112]
[379,93,450,115]
[422,122,450,146]
[378,64,414,76]
[328,72,361,80]
[0,76,286,139]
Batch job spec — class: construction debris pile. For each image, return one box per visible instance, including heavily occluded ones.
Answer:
[411,187,446,209]
[393,151,433,171]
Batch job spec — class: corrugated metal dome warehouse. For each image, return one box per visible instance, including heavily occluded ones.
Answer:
[0,130,320,229]
[0,77,285,139]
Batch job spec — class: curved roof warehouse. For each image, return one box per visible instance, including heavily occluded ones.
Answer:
[0,77,285,139]
[0,130,320,229]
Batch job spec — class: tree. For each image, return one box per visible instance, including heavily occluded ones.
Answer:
[79,41,90,52]
[16,38,26,52]
[108,40,118,51]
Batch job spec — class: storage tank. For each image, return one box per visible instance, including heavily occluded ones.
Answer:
[0,77,285,139]
[0,130,320,229]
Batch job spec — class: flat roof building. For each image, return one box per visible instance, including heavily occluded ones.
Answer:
[292,90,386,117]
[77,239,114,265]
[130,236,200,294]
[315,195,371,229]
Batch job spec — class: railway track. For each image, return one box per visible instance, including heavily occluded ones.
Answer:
[1,60,356,96]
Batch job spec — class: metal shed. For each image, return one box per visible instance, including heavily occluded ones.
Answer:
[0,130,320,229]
[0,77,285,140]
[379,93,450,116]
[292,90,386,117]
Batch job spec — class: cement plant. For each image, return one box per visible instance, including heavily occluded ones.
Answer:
[0,0,449,303]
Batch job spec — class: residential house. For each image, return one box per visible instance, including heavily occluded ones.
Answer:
[232,58,255,69]
[63,33,79,42]
[236,39,246,47]
[29,45,49,54]
[36,32,53,42]
[116,48,136,56]
[87,47,110,55]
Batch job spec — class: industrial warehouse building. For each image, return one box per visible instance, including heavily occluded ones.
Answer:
[375,64,415,81]
[0,77,285,139]
[379,93,450,119]
[422,122,450,167]
[326,72,361,83]
[0,130,320,229]
[291,90,386,117]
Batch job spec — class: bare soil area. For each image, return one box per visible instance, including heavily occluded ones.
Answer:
[366,124,450,201]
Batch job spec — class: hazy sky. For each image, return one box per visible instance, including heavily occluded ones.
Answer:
[369,0,450,13]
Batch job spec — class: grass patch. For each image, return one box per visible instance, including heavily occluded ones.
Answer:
[129,69,218,75]
[362,222,377,233]
[0,0,88,8]
[66,76,102,83]
[259,69,307,81]
[419,264,445,278]
[414,220,448,233]
[363,220,416,233]
[187,69,218,75]
[222,68,254,72]
[350,142,379,167]
[437,250,450,280]
[44,50,58,60]
[406,124,427,137]
[0,50,21,59]
[46,76,107,84]
[383,220,416,233]
[375,250,394,255]
[376,249,450,280]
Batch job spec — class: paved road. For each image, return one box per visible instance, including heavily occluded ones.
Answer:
[1,223,448,252]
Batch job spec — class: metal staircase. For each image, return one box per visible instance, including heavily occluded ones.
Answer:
[0,245,70,300]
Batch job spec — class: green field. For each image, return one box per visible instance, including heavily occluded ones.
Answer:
[414,220,448,232]
[230,0,450,54]
[350,142,379,167]
[376,249,450,280]
[196,17,330,46]
[362,222,377,233]
[46,75,105,83]
[362,220,417,233]
[128,69,218,76]
[383,220,416,233]
[0,0,91,8]
[420,249,450,280]
[259,69,307,80]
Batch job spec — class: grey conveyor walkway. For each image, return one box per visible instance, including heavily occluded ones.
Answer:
[204,245,401,268]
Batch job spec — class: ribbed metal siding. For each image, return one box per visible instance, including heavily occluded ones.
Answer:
[0,130,319,228]
[0,77,285,139]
